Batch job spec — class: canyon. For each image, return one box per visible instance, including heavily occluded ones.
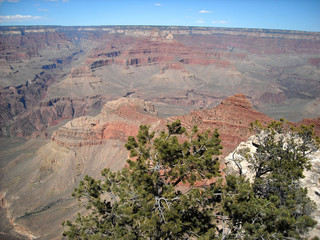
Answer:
[1,25,320,138]
[0,26,320,239]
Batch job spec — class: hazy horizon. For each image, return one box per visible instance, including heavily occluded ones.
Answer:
[0,0,319,32]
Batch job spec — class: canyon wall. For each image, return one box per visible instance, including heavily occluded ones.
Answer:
[1,26,320,137]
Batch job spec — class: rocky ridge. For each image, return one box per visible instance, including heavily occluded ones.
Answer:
[51,95,274,156]
[52,98,162,147]
[2,26,320,40]
[173,94,274,155]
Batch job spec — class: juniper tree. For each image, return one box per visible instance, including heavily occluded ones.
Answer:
[222,120,319,239]
[62,120,223,239]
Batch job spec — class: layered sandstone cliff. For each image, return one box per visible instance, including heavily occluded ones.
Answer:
[51,98,162,147]
[173,94,274,155]
[51,95,273,155]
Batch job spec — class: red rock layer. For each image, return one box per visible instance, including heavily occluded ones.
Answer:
[86,33,232,70]
[51,95,274,158]
[1,26,320,137]
[51,98,165,148]
[173,94,274,156]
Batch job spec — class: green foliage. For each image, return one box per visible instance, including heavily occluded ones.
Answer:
[63,119,318,239]
[222,120,318,239]
[62,120,223,239]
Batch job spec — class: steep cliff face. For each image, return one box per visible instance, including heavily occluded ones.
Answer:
[0,76,108,137]
[0,72,55,136]
[0,30,71,62]
[8,96,107,137]
[0,28,88,137]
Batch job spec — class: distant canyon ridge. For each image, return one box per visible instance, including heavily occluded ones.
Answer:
[0,25,320,138]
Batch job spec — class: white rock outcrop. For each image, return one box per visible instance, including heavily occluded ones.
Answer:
[225,134,320,236]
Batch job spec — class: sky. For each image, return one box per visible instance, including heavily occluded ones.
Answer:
[0,0,319,32]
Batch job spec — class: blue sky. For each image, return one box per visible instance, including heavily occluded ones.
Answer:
[0,0,319,32]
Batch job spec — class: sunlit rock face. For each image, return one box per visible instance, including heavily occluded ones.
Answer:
[173,94,273,155]
[51,98,162,147]
[1,26,320,137]
[301,150,320,236]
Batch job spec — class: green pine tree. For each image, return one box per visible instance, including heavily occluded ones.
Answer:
[221,120,319,239]
[62,120,223,239]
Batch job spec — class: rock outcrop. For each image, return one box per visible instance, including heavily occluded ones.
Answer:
[52,95,274,155]
[301,150,320,237]
[52,98,163,147]
[173,94,273,155]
